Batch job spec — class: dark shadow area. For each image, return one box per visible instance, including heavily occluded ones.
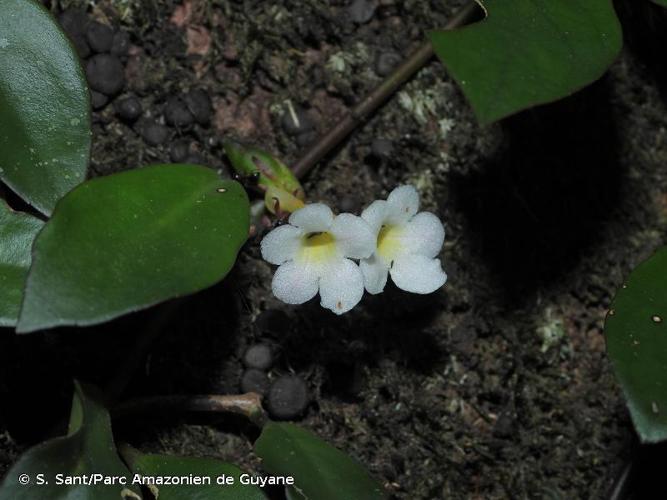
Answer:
[0,277,242,444]
[615,0,667,101]
[449,77,625,302]
[607,439,667,500]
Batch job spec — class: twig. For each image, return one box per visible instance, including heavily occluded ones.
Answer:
[113,393,267,427]
[291,1,480,179]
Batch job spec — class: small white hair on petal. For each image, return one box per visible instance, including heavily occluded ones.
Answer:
[330,213,376,259]
[403,211,445,259]
[288,203,334,232]
[390,254,447,294]
[360,200,388,235]
[385,185,419,224]
[359,254,389,295]
[319,258,366,314]
[260,224,303,265]
[271,261,319,304]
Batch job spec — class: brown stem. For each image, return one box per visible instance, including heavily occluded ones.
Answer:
[113,393,267,427]
[291,1,480,179]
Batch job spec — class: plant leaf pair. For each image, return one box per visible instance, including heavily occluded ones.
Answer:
[0,383,267,500]
[0,383,141,499]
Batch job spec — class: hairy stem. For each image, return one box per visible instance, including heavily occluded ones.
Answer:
[113,393,267,427]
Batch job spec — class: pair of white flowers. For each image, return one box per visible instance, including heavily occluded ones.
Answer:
[260,185,447,314]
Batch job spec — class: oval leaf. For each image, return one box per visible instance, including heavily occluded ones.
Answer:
[255,422,386,500]
[0,201,43,326]
[428,0,622,124]
[605,247,667,443]
[122,447,267,500]
[0,0,90,215]
[0,382,141,499]
[17,164,249,333]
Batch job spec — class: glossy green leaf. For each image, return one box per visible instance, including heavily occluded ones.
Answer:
[122,447,267,500]
[255,422,386,500]
[17,164,249,333]
[0,0,91,215]
[651,0,667,7]
[0,201,43,326]
[429,0,622,124]
[0,382,141,499]
[605,247,667,443]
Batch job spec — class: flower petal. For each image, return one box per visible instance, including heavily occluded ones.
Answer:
[271,261,319,304]
[261,224,304,265]
[289,203,334,233]
[360,253,389,295]
[361,200,388,234]
[386,185,419,224]
[330,213,376,259]
[319,258,365,314]
[390,254,447,294]
[404,211,445,258]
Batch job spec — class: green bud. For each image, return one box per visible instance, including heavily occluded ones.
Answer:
[223,142,305,214]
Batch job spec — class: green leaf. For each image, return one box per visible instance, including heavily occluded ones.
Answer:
[0,0,91,215]
[0,201,43,326]
[122,447,267,500]
[0,382,142,499]
[651,0,667,7]
[428,0,622,124]
[17,164,249,333]
[605,247,667,443]
[255,422,386,500]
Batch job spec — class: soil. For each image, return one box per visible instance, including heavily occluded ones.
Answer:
[2,0,667,499]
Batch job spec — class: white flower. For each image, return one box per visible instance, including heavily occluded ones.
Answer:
[261,203,375,314]
[360,185,447,295]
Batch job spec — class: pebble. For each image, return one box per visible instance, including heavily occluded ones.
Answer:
[114,95,142,122]
[164,96,194,127]
[296,131,317,148]
[70,33,91,59]
[371,138,394,158]
[254,310,290,336]
[243,344,273,371]
[266,375,309,420]
[86,21,114,53]
[169,140,190,163]
[348,0,377,24]
[281,105,314,136]
[90,91,108,110]
[184,89,213,125]
[110,31,130,57]
[86,54,125,96]
[339,196,358,213]
[183,153,205,165]
[374,51,401,77]
[58,9,89,37]
[138,120,169,146]
[240,369,270,396]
